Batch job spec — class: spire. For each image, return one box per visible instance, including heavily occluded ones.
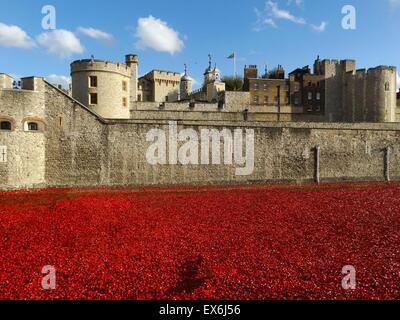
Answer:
[208,53,212,69]
[181,63,191,82]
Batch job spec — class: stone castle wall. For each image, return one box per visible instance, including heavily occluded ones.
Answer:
[0,80,46,188]
[1,80,400,190]
[0,74,13,90]
[321,60,397,123]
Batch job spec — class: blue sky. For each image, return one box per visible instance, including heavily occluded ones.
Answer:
[0,0,399,89]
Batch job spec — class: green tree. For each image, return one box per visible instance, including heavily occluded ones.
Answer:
[221,76,244,91]
[267,68,279,79]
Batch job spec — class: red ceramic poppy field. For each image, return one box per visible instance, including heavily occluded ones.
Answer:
[0,182,399,300]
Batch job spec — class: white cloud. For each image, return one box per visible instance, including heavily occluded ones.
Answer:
[135,16,184,55]
[311,21,327,32]
[37,29,84,58]
[264,18,278,28]
[45,74,71,90]
[77,27,114,45]
[0,23,36,49]
[267,1,306,24]
[254,1,306,30]
[288,0,303,7]
[389,0,400,7]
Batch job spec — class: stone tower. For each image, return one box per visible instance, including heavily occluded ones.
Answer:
[204,54,221,85]
[180,64,192,100]
[125,54,139,106]
[71,56,132,119]
[365,66,397,122]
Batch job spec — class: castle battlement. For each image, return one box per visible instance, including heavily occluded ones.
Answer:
[321,59,339,66]
[366,65,397,74]
[71,59,131,77]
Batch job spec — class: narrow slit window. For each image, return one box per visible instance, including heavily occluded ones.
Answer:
[89,76,98,88]
[89,93,98,105]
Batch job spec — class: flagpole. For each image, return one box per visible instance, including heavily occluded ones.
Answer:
[234,51,237,79]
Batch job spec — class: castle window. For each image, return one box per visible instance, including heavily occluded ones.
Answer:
[122,97,128,107]
[285,96,290,104]
[0,121,12,131]
[264,96,269,104]
[89,93,98,105]
[316,92,321,100]
[22,118,45,132]
[308,92,313,100]
[295,83,300,92]
[274,96,279,105]
[294,97,299,105]
[316,105,321,112]
[122,81,128,91]
[89,76,97,88]
[253,95,259,104]
[308,81,312,87]
[263,84,269,91]
[285,85,290,91]
[254,83,259,91]
[385,82,390,91]
[27,122,38,131]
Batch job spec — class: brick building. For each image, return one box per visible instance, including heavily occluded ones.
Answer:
[244,57,397,122]
[243,65,291,107]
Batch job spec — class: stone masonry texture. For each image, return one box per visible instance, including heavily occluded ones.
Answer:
[1,80,400,190]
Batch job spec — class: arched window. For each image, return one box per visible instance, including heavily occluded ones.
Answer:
[27,122,39,131]
[385,82,390,91]
[22,118,45,132]
[0,121,12,131]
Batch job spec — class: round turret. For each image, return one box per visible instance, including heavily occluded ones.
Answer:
[180,64,193,100]
[366,66,397,122]
[71,58,132,119]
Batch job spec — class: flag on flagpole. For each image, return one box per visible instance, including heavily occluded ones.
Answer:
[228,52,237,77]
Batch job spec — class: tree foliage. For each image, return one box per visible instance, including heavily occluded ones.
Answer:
[222,76,244,91]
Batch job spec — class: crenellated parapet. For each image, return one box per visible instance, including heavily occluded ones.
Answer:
[71,59,131,77]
